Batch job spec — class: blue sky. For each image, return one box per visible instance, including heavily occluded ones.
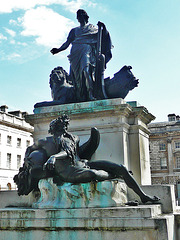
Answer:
[0,0,179,122]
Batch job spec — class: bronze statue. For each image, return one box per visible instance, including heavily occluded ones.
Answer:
[50,9,112,102]
[34,65,139,108]
[14,115,159,204]
[34,9,139,109]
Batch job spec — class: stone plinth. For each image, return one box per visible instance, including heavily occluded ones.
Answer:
[0,184,177,239]
[128,184,177,214]
[0,205,175,240]
[32,179,127,209]
[26,99,154,185]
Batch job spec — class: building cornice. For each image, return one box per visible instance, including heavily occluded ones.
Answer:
[0,111,33,133]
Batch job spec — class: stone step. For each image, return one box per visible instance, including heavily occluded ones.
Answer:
[0,204,162,221]
[0,214,167,229]
[0,206,174,240]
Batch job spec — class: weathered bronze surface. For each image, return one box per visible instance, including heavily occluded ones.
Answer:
[14,115,159,204]
[34,9,138,108]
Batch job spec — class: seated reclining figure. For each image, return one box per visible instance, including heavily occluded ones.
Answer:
[14,115,159,204]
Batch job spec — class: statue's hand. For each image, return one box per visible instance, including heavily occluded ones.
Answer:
[43,155,56,171]
[50,48,59,55]
[97,21,106,29]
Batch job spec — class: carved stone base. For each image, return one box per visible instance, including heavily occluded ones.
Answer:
[32,178,127,209]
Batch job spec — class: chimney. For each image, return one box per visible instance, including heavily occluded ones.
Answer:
[0,105,8,113]
[22,112,28,118]
[168,114,176,122]
[8,110,22,118]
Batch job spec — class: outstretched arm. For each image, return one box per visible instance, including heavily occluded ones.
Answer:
[50,28,75,55]
[50,39,71,55]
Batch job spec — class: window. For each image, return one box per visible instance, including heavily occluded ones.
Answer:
[17,155,21,169]
[160,158,167,169]
[26,140,30,147]
[159,143,166,151]
[17,138,21,148]
[175,142,180,149]
[176,157,180,169]
[7,153,11,169]
[7,135,12,145]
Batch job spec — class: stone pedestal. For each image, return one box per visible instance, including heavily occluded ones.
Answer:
[0,204,175,240]
[0,180,177,239]
[26,98,154,185]
[32,179,127,209]
[0,99,178,240]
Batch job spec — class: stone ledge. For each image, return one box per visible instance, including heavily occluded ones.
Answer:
[27,99,133,125]
[0,206,174,240]
[27,99,155,126]
[128,184,176,214]
[33,98,126,115]
[0,205,162,219]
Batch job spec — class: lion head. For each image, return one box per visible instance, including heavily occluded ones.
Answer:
[49,67,73,101]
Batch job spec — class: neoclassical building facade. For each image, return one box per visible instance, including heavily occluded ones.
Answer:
[0,105,33,190]
[148,114,180,201]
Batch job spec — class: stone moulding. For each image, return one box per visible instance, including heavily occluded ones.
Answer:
[26,99,155,127]
[32,178,127,209]
[27,99,130,124]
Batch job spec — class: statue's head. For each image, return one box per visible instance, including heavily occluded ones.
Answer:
[77,9,89,23]
[48,115,70,135]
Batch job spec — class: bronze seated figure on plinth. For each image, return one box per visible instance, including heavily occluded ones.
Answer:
[14,115,159,204]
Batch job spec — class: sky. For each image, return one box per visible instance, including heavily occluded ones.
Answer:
[0,0,180,122]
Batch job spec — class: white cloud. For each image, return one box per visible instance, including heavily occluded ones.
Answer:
[0,33,7,40]
[0,49,21,61]
[9,19,18,25]
[6,53,21,60]
[0,0,39,13]
[0,34,7,44]
[4,28,16,37]
[17,41,28,46]
[20,6,75,47]
[0,0,96,14]
[10,39,16,44]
